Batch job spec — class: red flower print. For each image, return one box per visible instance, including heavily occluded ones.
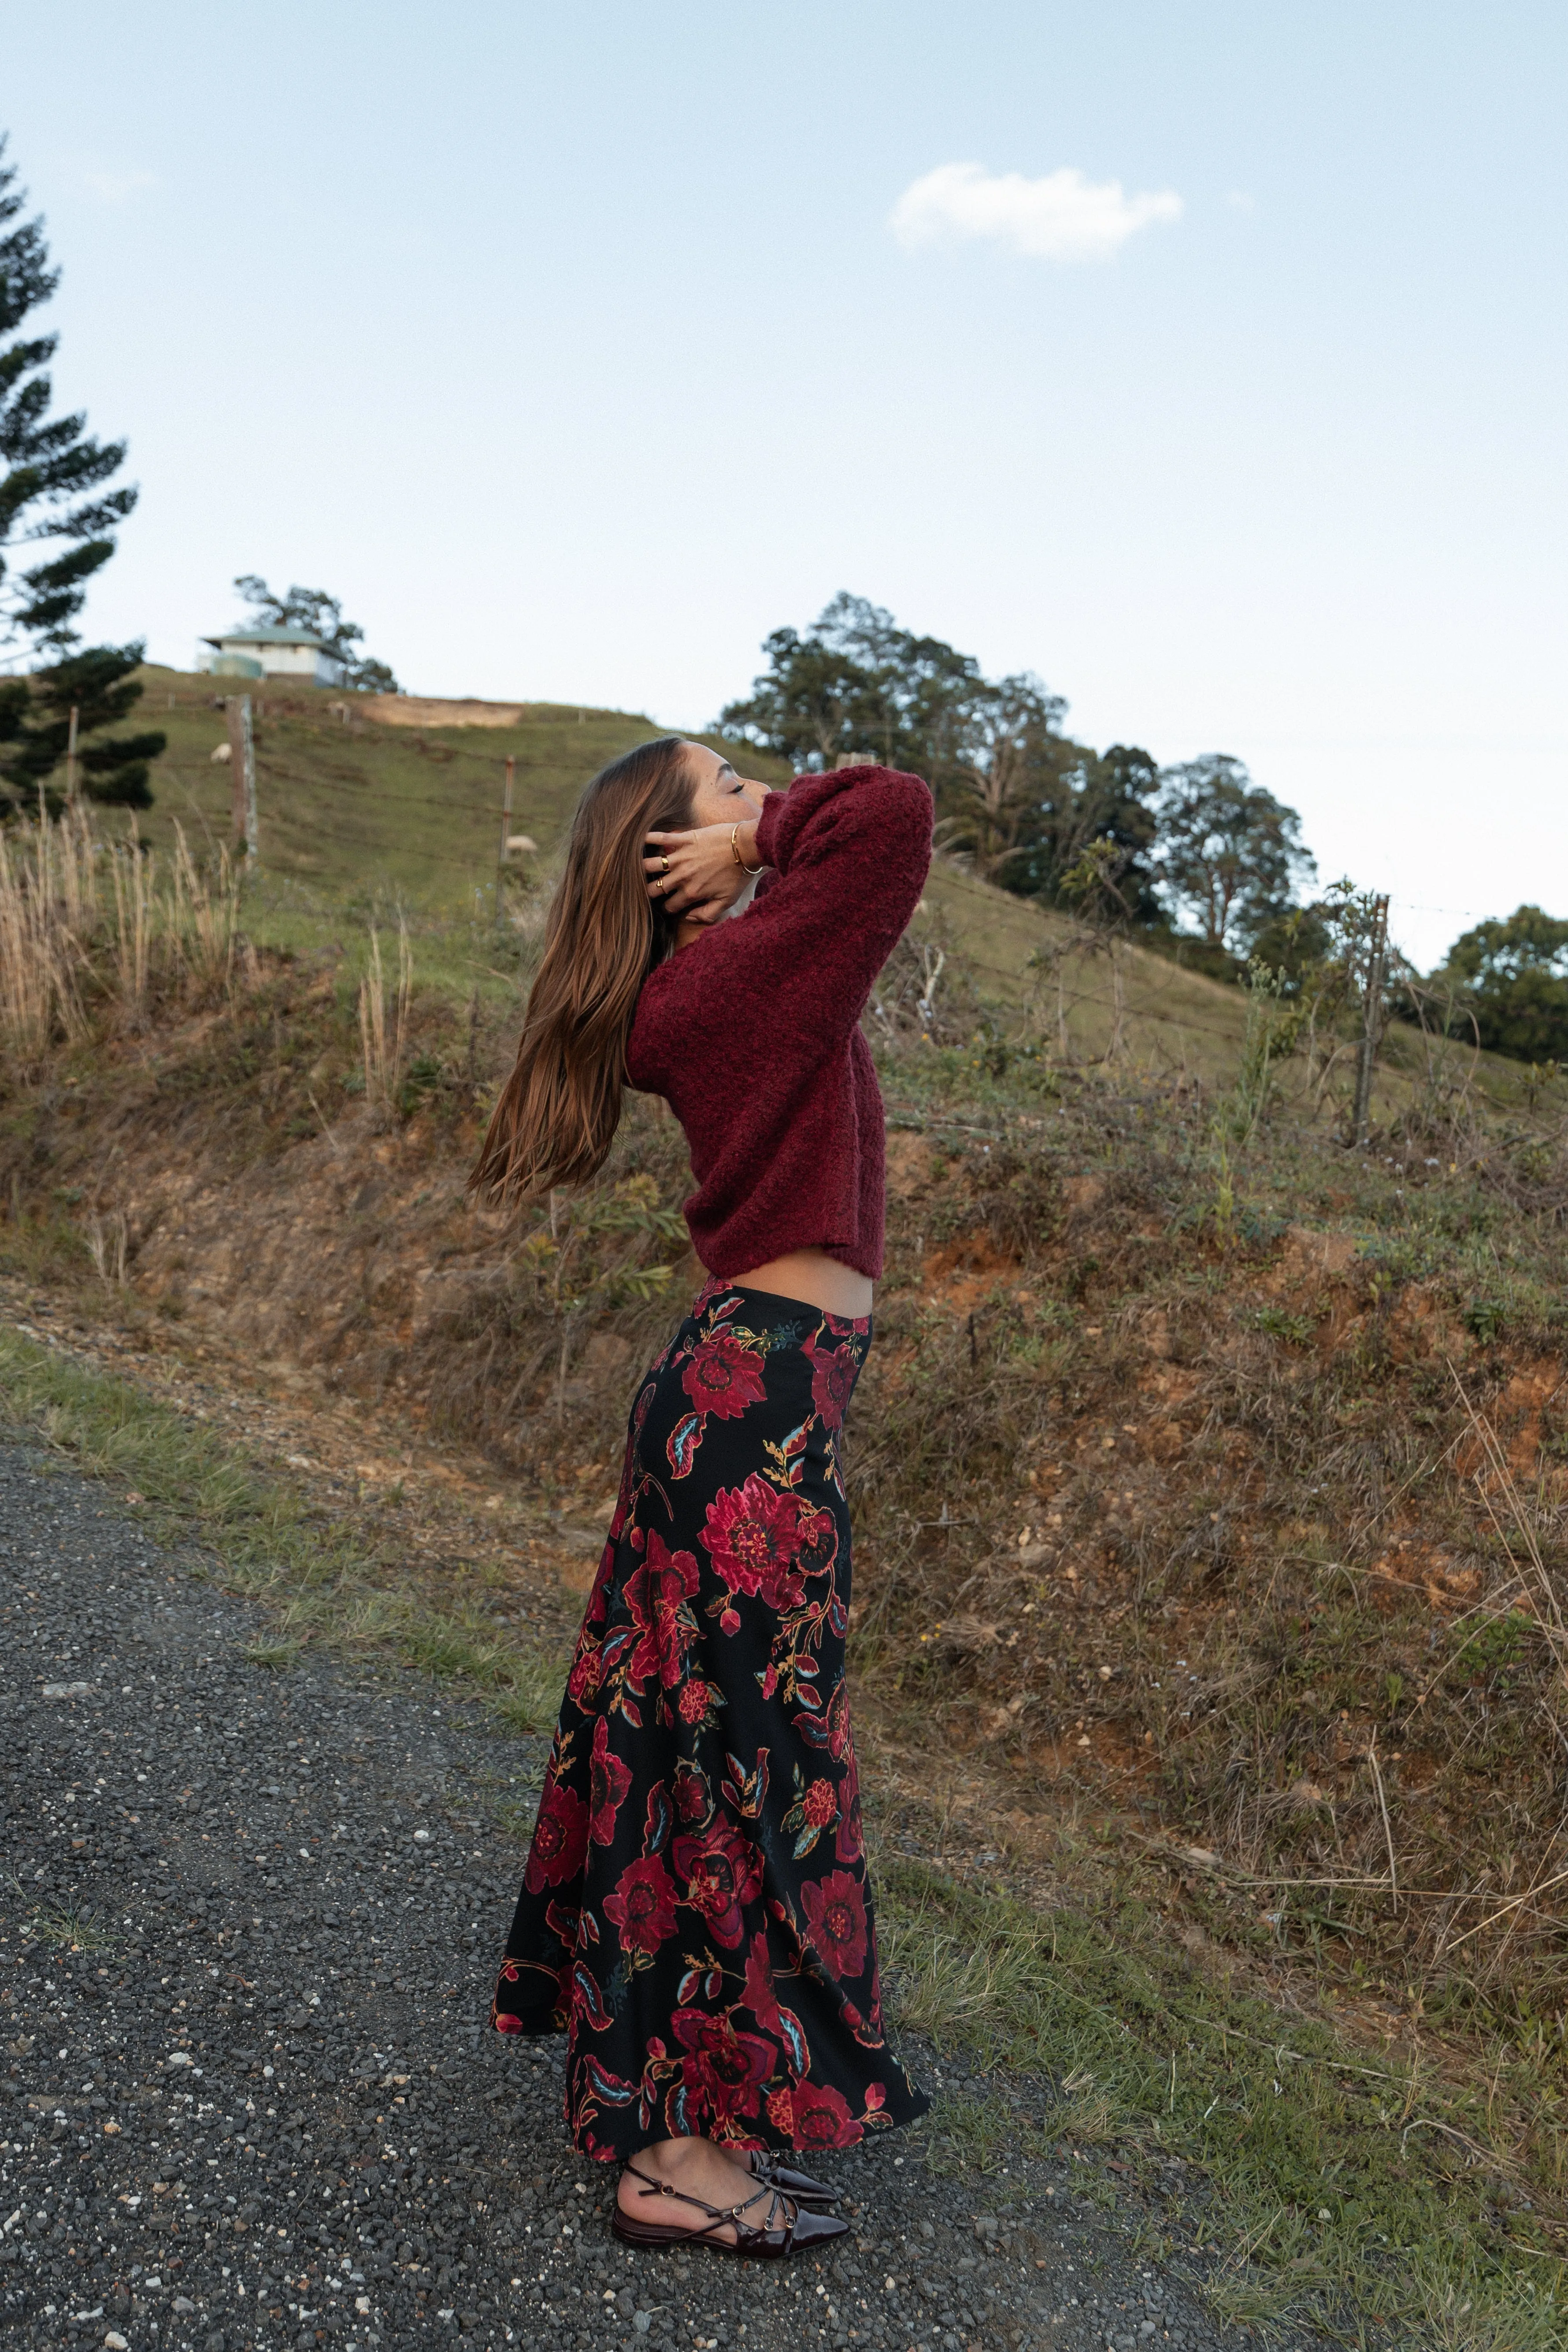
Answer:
[672,1817,763,1950]
[603,1855,678,1958]
[565,1637,604,1710]
[673,1760,712,1825]
[677,1680,710,1726]
[800,1677,852,1763]
[543,1898,581,1948]
[801,1778,837,1830]
[583,1547,613,1627]
[765,2086,794,2135]
[702,1475,834,1611]
[588,1716,633,1846]
[864,2080,886,2110]
[623,1529,700,1693]
[790,2078,857,2150]
[741,1930,782,2035]
[834,1749,863,1865]
[492,1956,532,2031]
[523,1777,589,1894]
[800,1870,869,1980]
[681,1328,767,1421]
[801,1329,860,1432]
[671,2007,774,2122]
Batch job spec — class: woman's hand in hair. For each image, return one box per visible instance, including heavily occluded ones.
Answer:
[644,818,763,926]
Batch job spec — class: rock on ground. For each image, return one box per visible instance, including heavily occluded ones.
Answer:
[0,1439,1319,2352]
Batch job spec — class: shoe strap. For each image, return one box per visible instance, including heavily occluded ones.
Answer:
[621,2159,784,2234]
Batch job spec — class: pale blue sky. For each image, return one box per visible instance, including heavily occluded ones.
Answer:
[7,1,1565,965]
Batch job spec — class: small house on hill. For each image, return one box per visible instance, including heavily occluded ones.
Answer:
[198,627,346,686]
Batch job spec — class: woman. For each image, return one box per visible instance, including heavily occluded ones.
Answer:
[474,734,933,2259]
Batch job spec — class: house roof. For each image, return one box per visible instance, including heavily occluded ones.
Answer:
[201,626,335,651]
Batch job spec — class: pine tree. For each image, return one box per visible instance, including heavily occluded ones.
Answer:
[0,134,163,813]
[0,645,163,810]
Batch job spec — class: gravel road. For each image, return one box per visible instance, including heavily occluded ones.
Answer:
[0,1434,1317,2352]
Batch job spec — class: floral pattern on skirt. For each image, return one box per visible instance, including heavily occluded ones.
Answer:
[492,1279,929,2163]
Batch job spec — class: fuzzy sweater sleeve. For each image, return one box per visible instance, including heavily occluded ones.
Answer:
[739,764,933,1042]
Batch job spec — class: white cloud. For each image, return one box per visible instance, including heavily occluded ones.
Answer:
[890,161,1181,263]
[84,167,158,204]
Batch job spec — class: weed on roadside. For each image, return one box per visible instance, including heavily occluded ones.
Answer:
[874,1850,1564,2345]
[242,1638,302,1670]
[0,1327,568,1740]
[6,1876,115,1951]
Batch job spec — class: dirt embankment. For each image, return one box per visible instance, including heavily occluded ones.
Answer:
[6,943,1568,2071]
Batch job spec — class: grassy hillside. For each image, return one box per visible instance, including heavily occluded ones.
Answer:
[127,663,790,910]
[125,666,1534,1120]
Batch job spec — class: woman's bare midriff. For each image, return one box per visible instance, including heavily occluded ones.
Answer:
[727,1247,873,1320]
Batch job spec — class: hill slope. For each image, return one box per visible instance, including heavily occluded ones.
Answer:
[128,664,782,910]
[121,664,1534,1117]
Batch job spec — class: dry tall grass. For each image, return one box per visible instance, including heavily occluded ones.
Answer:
[359,918,412,1120]
[0,807,242,1053]
[0,807,94,1052]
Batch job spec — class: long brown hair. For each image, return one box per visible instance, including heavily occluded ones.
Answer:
[469,735,695,1202]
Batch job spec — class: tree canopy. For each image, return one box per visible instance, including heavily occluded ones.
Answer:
[1438,905,1568,1065]
[719,593,1164,909]
[1154,756,1316,952]
[0,136,137,654]
[0,643,163,813]
[234,575,399,693]
[0,134,161,815]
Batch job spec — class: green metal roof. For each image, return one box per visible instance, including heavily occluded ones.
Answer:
[201,626,333,649]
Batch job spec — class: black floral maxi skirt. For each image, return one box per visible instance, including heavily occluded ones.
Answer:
[492,1278,929,2164]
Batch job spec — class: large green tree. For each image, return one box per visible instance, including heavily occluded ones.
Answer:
[721,594,1163,906]
[719,594,936,770]
[0,134,162,814]
[1155,755,1315,950]
[1021,742,1163,923]
[233,575,399,693]
[1439,905,1568,1064]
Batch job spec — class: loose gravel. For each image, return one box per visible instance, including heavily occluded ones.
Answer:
[0,1437,1324,2352]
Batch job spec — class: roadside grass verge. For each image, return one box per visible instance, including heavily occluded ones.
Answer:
[2,1322,1562,2348]
[0,1323,567,1739]
[874,1854,1565,2348]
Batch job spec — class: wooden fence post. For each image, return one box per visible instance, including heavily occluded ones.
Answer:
[64,704,79,803]
[226,694,258,867]
[496,754,515,924]
[1353,893,1390,1147]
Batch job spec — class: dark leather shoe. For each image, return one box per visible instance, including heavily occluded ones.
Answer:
[612,2162,848,2260]
[749,2150,839,2207]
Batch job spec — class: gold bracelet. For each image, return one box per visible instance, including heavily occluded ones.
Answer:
[730,822,763,876]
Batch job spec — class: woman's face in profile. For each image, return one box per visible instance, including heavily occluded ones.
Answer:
[682,743,770,828]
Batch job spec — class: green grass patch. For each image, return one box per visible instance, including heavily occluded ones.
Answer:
[874,1852,1565,2348]
[0,1324,567,1735]
[6,1876,118,1952]
[241,1638,303,1671]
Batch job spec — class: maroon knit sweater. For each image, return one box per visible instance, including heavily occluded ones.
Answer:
[626,764,933,1280]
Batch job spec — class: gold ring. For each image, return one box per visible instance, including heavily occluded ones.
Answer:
[659,854,671,876]
[656,876,669,895]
